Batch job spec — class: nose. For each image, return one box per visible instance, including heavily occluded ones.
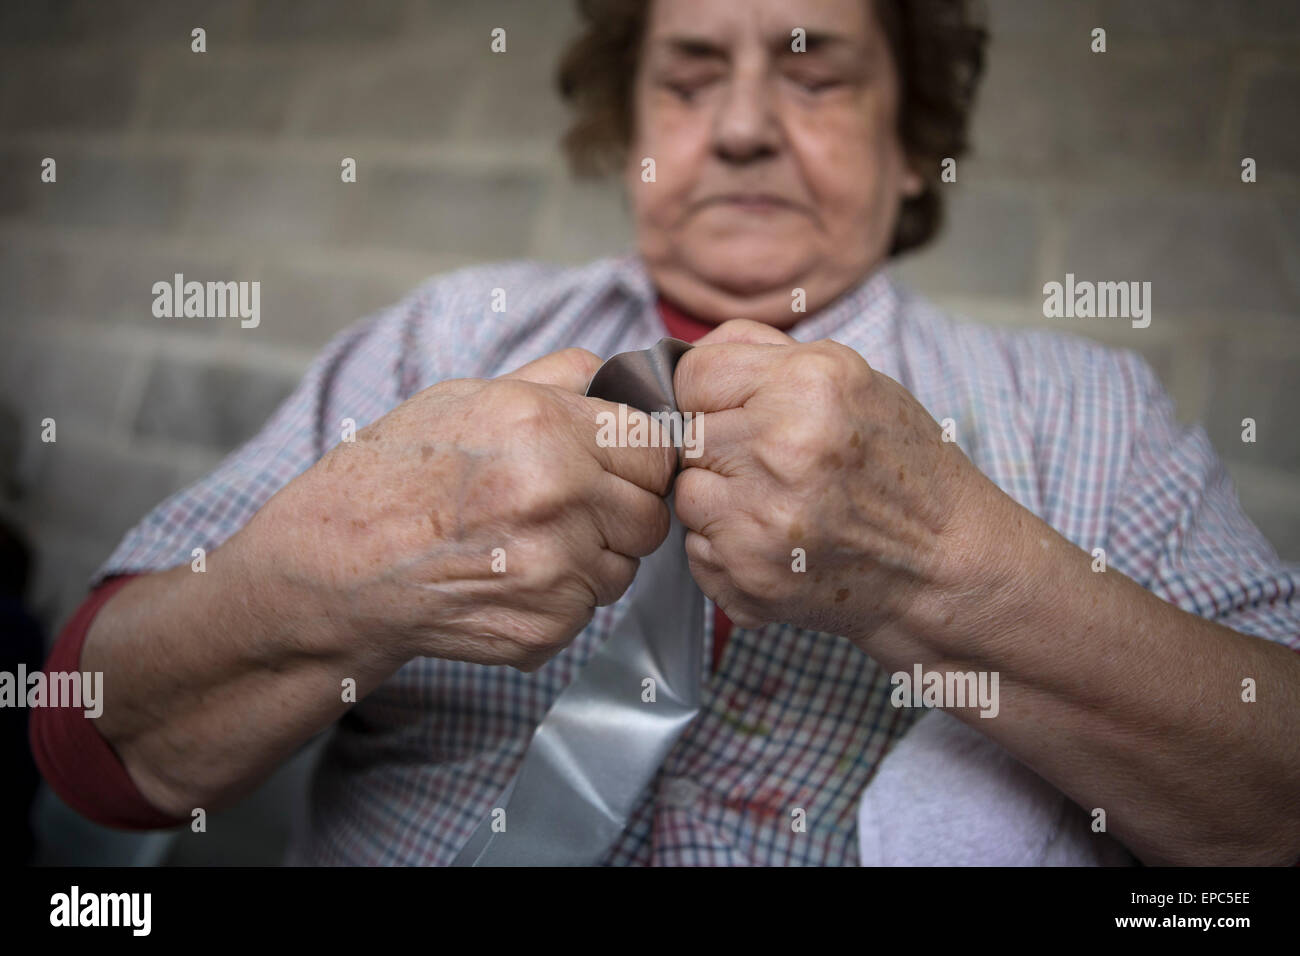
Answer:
[711,66,780,165]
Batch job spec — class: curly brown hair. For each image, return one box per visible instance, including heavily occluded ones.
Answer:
[556,0,988,256]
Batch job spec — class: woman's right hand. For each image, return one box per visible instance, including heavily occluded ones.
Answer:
[236,348,677,671]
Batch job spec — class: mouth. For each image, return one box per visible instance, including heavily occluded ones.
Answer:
[702,193,800,213]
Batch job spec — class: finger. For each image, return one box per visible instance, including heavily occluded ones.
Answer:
[588,474,672,558]
[578,397,678,495]
[675,406,755,476]
[673,467,731,535]
[683,531,767,629]
[694,318,797,347]
[589,549,640,607]
[684,528,725,585]
[501,347,605,393]
[673,342,786,414]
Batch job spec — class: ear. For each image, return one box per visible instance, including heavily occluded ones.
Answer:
[900,162,925,199]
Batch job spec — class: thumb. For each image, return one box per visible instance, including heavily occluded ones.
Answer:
[499,347,605,393]
[694,318,796,347]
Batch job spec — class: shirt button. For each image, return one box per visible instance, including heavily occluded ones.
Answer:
[660,777,702,809]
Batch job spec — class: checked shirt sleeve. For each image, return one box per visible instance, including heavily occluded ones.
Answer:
[1105,354,1299,652]
[33,289,432,829]
[93,300,419,584]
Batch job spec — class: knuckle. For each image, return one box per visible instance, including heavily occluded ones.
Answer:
[684,534,723,580]
[487,380,556,428]
[785,349,845,392]
[649,444,678,494]
[509,476,569,521]
[647,496,672,545]
[555,346,602,376]
[730,560,775,604]
[511,539,571,590]
[431,377,486,399]
[758,423,825,481]
[716,318,761,336]
[784,344,868,402]
[506,605,591,670]
[723,543,793,605]
[624,496,670,556]
[599,558,639,603]
[813,338,865,367]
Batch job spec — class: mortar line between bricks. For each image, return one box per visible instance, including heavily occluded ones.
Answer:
[905,293,1300,351]
[1032,183,1065,295]
[20,517,118,561]
[17,317,316,379]
[115,433,226,480]
[11,31,1298,57]
[1220,459,1300,508]
[525,169,572,262]
[1171,337,1212,427]
[109,339,158,450]
[137,328,316,377]
[979,36,1300,58]
[0,131,562,173]
[0,221,481,276]
[20,418,204,475]
[7,221,1297,345]
[0,44,566,68]
[1221,459,1300,499]
[1215,50,1255,177]
[6,132,1299,193]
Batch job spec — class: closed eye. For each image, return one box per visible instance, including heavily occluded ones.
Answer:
[787,73,846,94]
[660,76,721,102]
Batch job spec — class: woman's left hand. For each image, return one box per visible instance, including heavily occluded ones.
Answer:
[672,319,1011,650]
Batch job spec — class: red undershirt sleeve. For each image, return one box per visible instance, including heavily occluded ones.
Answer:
[28,575,187,830]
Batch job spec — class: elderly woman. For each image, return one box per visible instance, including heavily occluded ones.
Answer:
[33,0,1300,866]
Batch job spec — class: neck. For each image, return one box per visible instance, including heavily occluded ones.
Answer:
[645,263,882,329]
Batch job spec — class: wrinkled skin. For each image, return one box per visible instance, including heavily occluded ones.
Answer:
[672,319,991,649]
[240,348,676,671]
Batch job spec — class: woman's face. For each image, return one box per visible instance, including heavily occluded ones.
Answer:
[626,0,921,327]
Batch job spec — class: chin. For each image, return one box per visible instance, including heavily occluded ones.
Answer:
[684,237,809,298]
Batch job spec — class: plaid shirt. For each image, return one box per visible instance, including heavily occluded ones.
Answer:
[98,255,1300,865]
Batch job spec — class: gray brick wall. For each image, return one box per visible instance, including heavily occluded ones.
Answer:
[2,0,1297,635]
[1,0,1297,862]
[1,0,1297,627]
[900,2,1300,566]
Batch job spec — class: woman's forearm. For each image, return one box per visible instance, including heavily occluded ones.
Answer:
[80,529,403,820]
[903,493,1300,865]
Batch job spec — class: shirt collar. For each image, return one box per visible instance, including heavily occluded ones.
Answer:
[611,253,904,368]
